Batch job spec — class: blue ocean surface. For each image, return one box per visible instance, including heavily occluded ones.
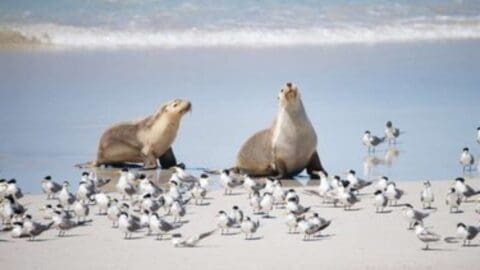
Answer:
[0,1,479,192]
[1,1,480,48]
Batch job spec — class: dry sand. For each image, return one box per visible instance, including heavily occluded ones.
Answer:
[1,179,479,270]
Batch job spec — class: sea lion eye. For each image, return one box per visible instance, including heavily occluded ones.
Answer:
[281,89,284,93]
[173,103,178,108]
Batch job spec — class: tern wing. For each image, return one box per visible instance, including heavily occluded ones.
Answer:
[419,229,441,242]
[414,210,429,220]
[303,189,322,197]
[317,220,332,232]
[467,226,479,240]
[51,182,62,193]
[96,178,111,188]
[128,218,141,232]
[197,229,216,241]
[393,128,400,137]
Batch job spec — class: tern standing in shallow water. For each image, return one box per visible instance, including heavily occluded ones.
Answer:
[384,121,400,145]
[362,130,385,153]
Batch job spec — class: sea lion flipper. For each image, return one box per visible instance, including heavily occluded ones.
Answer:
[274,158,289,179]
[143,153,158,169]
[306,151,326,179]
[158,147,178,169]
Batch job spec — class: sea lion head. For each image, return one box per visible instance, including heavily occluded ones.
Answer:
[278,82,301,108]
[160,99,192,119]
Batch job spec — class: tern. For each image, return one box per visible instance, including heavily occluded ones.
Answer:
[420,181,434,209]
[240,217,260,240]
[384,121,400,144]
[413,222,442,250]
[171,230,216,247]
[460,147,475,172]
[41,176,62,199]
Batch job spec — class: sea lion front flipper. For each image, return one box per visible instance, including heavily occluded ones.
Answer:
[143,154,158,169]
[158,147,178,169]
[306,151,326,179]
[274,158,289,179]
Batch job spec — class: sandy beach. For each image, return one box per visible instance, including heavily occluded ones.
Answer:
[1,178,479,270]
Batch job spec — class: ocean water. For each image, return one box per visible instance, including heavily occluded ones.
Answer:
[1,41,479,192]
[2,1,480,48]
[0,1,479,193]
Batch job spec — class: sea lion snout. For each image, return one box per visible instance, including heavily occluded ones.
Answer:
[279,82,299,105]
[165,99,192,115]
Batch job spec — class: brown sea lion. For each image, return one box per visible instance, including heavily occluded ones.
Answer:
[235,83,326,179]
[93,99,191,169]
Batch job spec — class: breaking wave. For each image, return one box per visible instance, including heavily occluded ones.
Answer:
[2,19,480,49]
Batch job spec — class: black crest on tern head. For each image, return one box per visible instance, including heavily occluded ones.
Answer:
[455,177,465,183]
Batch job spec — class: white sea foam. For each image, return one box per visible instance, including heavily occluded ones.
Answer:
[2,20,480,49]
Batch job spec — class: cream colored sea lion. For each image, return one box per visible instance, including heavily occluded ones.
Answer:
[93,99,191,169]
[235,83,326,179]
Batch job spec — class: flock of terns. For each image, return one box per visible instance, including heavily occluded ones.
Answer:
[0,122,479,250]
